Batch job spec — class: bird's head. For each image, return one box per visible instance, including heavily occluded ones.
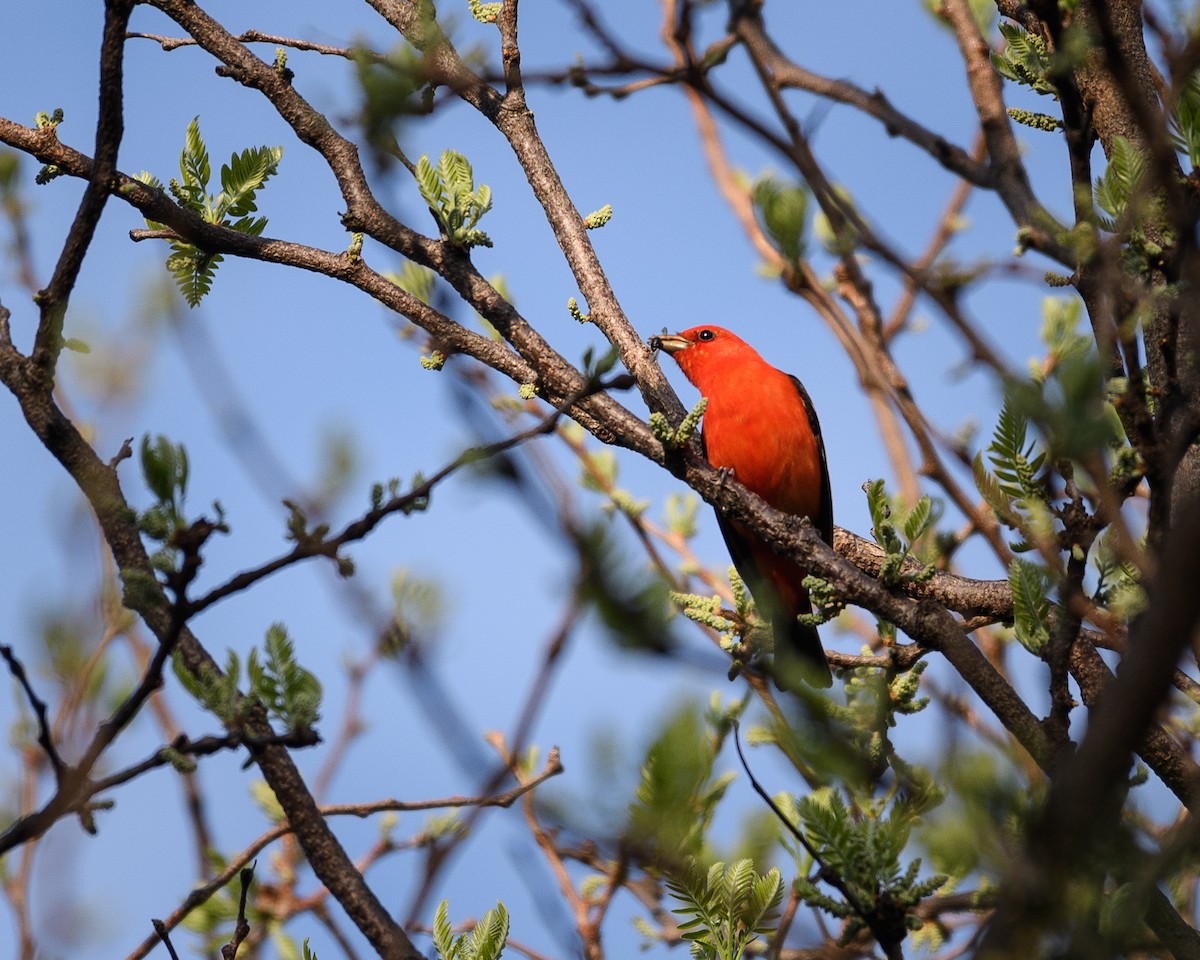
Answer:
[649,325,756,389]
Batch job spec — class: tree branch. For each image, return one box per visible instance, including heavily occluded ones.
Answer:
[125,750,563,960]
[31,0,134,382]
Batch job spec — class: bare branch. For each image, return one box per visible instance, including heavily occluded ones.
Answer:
[32,0,134,380]
[128,29,364,59]
[0,645,65,780]
[941,0,1072,262]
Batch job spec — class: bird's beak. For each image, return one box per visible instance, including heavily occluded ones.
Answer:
[649,333,690,355]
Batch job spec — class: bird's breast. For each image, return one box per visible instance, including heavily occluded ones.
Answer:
[701,375,823,519]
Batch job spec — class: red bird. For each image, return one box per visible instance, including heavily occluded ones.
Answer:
[651,326,833,687]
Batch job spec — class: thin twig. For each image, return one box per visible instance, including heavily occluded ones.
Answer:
[186,373,633,618]
[221,865,255,960]
[0,645,65,779]
[731,722,906,960]
[150,920,181,960]
[128,29,366,59]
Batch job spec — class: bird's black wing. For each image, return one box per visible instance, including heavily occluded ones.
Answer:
[788,374,834,547]
[704,378,834,689]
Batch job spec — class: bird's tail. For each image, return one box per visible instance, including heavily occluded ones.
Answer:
[774,618,832,689]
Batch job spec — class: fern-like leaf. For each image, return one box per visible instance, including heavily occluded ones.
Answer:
[468,903,509,960]
[142,119,282,305]
[431,900,508,960]
[666,858,782,960]
[180,115,211,194]
[1094,136,1146,229]
[903,496,934,544]
[217,144,283,220]
[1008,558,1051,654]
[432,900,456,960]
[415,150,494,248]
[992,22,1056,96]
[1171,72,1200,169]
[167,247,221,308]
[416,153,444,209]
[987,397,1045,501]
[247,622,322,729]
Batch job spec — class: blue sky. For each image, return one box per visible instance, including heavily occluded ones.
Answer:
[0,2,1071,958]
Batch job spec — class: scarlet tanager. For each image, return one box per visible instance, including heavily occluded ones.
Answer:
[650,326,833,688]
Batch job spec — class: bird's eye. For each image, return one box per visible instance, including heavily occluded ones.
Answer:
[697,329,716,342]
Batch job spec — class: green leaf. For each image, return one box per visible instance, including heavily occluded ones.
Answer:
[1170,72,1200,169]
[792,788,944,934]
[416,154,443,209]
[179,116,211,196]
[247,622,322,730]
[142,118,283,304]
[166,245,222,308]
[973,450,1014,518]
[921,0,995,36]
[415,149,494,248]
[1040,297,1089,366]
[664,492,699,540]
[431,900,509,960]
[432,901,455,960]
[665,858,783,960]
[581,344,619,381]
[987,396,1045,501]
[469,903,509,960]
[1008,558,1051,654]
[1091,526,1146,619]
[216,144,283,220]
[752,173,808,265]
[863,479,939,585]
[628,704,724,859]
[171,648,242,723]
[387,261,438,305]
[902,496,934,544]
[812,185,860,255]
[140,433,189,508]
[1094,135,1146,228]
[250,778,285,823]
[992,22,1056,97]
[230,215,268,236]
